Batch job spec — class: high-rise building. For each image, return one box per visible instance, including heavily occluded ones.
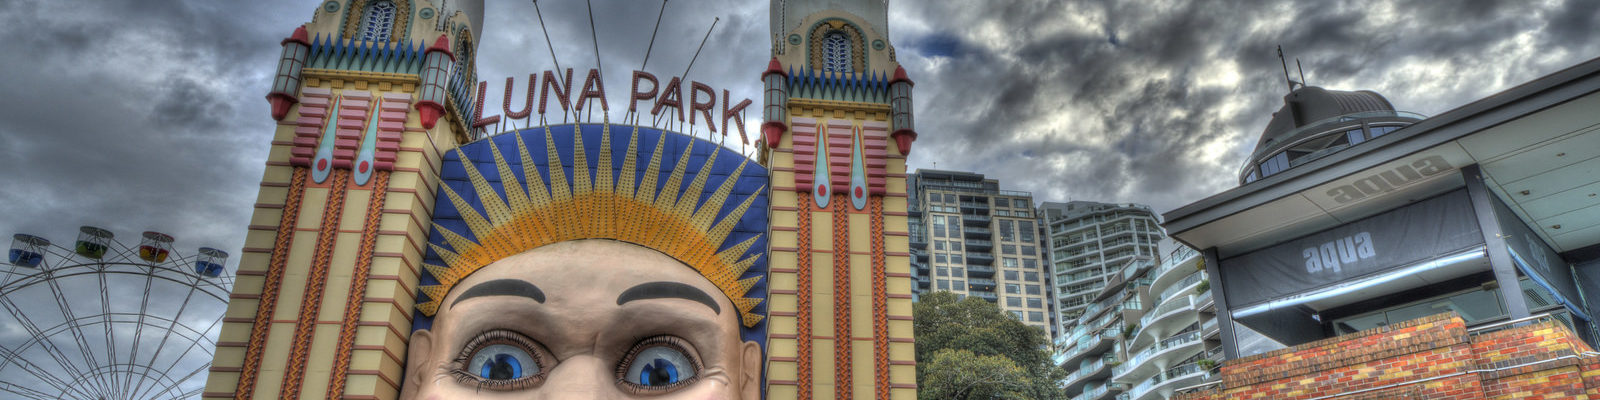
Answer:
[908,170,1054,335]
[1055,237,1221,400]
[1042,201,1163,334]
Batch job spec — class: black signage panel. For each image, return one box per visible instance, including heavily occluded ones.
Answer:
[1492,192,1585,316]
[1221,190,1484,308]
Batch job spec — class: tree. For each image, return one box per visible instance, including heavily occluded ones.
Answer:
[914,291,1067,400]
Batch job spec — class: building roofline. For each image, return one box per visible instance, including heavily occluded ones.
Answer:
[1163,56,1600,248]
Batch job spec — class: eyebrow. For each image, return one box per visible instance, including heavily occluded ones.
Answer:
[450,279,546,309]
[616,281,721,314]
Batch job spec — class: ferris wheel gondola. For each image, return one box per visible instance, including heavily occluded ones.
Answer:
[0,227,234,400]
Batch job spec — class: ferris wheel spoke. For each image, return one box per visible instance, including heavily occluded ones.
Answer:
[138,307,225,400]
[99,268,126,398]
[40,263,116,398]
[0,346,87,398]
[119,260,160,399]
[0,293,106,399]
[131,271,203,399]
[145,360,211,400]
[0,380,60,400]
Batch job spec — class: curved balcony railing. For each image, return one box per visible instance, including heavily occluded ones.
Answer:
[1140,295,1195,328]
[1239,110,1427,181]
[1128,362,1211,400]
[1114,331,1202,380]
[1158,272,1205,303]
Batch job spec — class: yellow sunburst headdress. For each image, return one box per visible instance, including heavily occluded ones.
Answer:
[418,123,769,328]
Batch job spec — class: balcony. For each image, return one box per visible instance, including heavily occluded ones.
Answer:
[967,264,995,277]
[911,249,928,260]
[962,214,992,226]
[1149,250,1201,295]
[1132,295,1199,350]
[969,291,998,302]
[916,275,930,289]
[968,278,997,291]
[966,252,995,265]
[964,227,991,237]
[1072,381,1121,400]
[1056,328,1120,368]
[1156,272,1205,303]
[1063,355,1116,395]
[960,201,990,210]
[964,239,994,249]
[1201,318,1219,340]
[1126,362,1213,400]
[1113,331,1203,385]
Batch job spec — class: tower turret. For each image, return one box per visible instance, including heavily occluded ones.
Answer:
[761,57,789,148]
[889,65,915,155]
[267,26,311,120]
[416,34,453,129]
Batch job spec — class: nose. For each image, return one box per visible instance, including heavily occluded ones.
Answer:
[535,355,618,400]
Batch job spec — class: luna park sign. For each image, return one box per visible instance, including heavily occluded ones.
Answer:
[471,68,754,143]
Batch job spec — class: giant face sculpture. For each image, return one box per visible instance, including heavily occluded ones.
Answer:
[401,125,769,399]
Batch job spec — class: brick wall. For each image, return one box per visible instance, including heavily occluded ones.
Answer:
[1174,312,1600,400]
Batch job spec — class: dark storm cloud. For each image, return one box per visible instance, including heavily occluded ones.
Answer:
[888,0,1598,212]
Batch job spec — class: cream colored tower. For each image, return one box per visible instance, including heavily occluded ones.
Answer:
[203,1,482,398]
[760,1,920,398]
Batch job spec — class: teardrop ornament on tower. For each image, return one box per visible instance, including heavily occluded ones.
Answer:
[353,98,382,186]
[311,97,342,183]
[848,125,868,210]
[812,123,832,209]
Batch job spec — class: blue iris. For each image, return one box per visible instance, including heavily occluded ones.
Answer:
[479,353,522,380]
[638,358,680,386]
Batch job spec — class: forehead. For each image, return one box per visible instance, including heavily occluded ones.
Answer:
[447,239,717,301]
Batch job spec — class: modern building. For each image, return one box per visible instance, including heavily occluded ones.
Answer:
[1041,201,1164,333]
[1165,56,1600,398]
[908,169,1055,335]
[1056,238,1220,400]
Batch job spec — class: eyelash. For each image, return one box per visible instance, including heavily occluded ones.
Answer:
[448,330,549,392]
[614,335,704,394]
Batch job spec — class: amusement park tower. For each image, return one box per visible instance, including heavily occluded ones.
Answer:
[760,0,921,398]
[203,1,484,398]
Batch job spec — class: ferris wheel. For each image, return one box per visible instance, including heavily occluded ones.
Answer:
[0,227,234,399]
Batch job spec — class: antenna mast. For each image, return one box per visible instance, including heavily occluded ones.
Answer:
[1277,45,1296,92]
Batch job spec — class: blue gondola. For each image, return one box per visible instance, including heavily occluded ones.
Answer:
[9,234,49,268]
[195,247,228,278]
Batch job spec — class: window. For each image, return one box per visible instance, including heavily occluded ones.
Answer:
[1003,258,1019,268]
[1023,259,1037,269]
[1004,271,1019,280]
[823,32,853,73]
[933,223,945,238]
[1026,285,1041,295]
[1259,152,1290,177]
[1011,311,1024,320]
[994,198,1009,207]
[1024,272,1039,282]
[358,1,397,42]
[1022,246,1036,256]
[936,267,948,277]
[935,254,947,263]
[937,280,949,290]
[1370,125,1402,137]
[1016,210,1031,218]
[1007,297,1022,307]
[1027,298,1043,308]
[1002,245,1017,255]
[1000,220,1015,241]
[953,281,966,291]
[1006,284,1021,294]
[929,193,942,203]
[950,254,964,263]
[953,267,965,276]
[950,242,962,251]
[947,216,960,229]
[1346,129,1366,145]
[934,241,945,251]
[1028,311,1044,322]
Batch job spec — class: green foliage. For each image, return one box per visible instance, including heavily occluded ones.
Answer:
[914,291,1067,400]
[1197,359,1217,370]
[1123,323,1139,338]
[1195,279,1210,294]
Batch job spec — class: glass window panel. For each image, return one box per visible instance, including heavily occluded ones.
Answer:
[953,281,966,291]
[1007,297,1022,307]
[1004,258,1019,268]
[1020,221,1035,242]
[1026,285,1041,295]
[1000,220,1015,241]
[1028,298,1043,308]
[1024,259,1037,269]
[951,254,964,263]
[1025,272,1039,282]
[1023,246,1036,256]
[936,254,947,263]
[934,241,945,250]
[1006,284,1021,294]
[937,280,949,290]
[1003,245,1017,255]
[1029,312,1044,322]
[1004,271,1019,280]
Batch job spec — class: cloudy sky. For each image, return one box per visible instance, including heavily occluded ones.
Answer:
[1,0,1597,269]
[0,0,1594,394]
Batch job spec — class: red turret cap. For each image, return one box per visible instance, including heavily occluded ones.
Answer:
[425,34,455,61]
[282,26,310,47]
[763,57,786,79]
[889,65,913,86]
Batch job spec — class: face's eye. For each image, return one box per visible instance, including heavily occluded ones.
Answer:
[451,330,549,391]
[617,336,703,393]
[468,344,537,380]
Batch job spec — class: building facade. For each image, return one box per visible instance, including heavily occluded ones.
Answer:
[204,1,483,398]
[1165,57,1600,398]
[1042,201,1163,334]
[907,170,1055,336]
[761,0,921,398]
[212,1,921,399]
[1057,239,1220,400]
